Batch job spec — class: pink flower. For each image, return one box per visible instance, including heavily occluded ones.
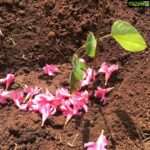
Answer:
[0,90,10,98]
[80,68,96,87]
[0,74,14,89]
[9,91,24,108]
[19,103,28,111]
[98,62,118,85]
[39,102,56,126]
[55,88,71,99]
[24,85,41,100]
[28,92,57,126]
[60,101,76,125]
[28,92,55,111]
[0,89,8,104]
[70,90,89,113]
[94,87,114,103]
[43,64,59,76]
[84,130,108,150]
[61,91,89,125]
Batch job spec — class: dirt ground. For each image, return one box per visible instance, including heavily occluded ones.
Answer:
[0,0,150,150]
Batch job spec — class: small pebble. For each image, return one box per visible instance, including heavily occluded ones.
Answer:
[47,31,56,39]
[18,10,25,15]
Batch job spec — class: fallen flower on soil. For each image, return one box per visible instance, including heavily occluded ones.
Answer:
[9,91,24,108]
[55,88,71,99]
[28,92,57,126]
[61,103,76,125]
[69,90,89,113]
[19,103,28,111]
[80,68,96,87]
[43,64,59,76]
[0,74,14,89]
[84,130,108,150]
[98,62,118,85]
[0,89,8,104]
[39,103,56,126]
[0,62,116,127]
[24,85,41,100]
[94,87,114,104]
[62,90,89,125]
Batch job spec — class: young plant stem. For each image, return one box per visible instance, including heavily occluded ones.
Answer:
[92,0,106,79]
[99,34,112,41]
[75,33,111,59]
[75,41,96,56]
[81,52,87,58]
[91,34,111,75]
[75,45,85,55]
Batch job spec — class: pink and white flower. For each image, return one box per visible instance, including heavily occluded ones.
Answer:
[84,130,108,150]
[0,89,8,104]
[28,92,55,111]
[0,74,14,89]
[80,68,96,87]
[94,87,114,103]
[24,85,41,100]
[39,102,56,126]
[98,62,118,85]
[55,88,71,99]
[19,103,28,111]
[69,90,89,113]
[60,90,89,125]
[9,91,24,108]
[28,92,57,126]
[60,102,75,125]
[43,64,59,76]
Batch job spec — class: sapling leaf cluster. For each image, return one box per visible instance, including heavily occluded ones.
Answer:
[71,19,147,93]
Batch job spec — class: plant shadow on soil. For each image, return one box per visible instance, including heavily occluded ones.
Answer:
[81,119,90,144]
[115,109,139,140]
[115,109,147,149]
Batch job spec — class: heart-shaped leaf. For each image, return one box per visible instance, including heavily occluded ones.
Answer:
[85,32,97,57]
[111,20,147,52]
[72,54,84,79]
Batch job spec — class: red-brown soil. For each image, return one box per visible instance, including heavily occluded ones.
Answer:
[0,0,150,150]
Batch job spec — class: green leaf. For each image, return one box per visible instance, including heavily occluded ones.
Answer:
[111,20,147,52]
[72,54,84,79]
[79,61,87,70]
[70,72,80,93]
[85,32,97,57]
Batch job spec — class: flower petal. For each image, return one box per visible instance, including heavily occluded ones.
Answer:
[9,91,24,107]
[55,88,71,99]
[94,87,114,103]
[43,64,59,76]
[80,68,96,87]
[98,63,118,85]
[24,85,41,99]
[0,74,14,89]
[0,89,8,104]
[84,130,108,150]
